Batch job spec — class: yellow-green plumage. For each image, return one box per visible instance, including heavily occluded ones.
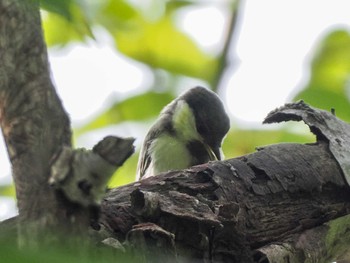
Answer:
[137,86,230,180]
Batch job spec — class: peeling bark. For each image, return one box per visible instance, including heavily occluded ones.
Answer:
[99,141,350,262]
[255,214,350,263]
[264,100,350,187]
[97,102,350,262]
[50,136,135,207]
[98,102,350,262]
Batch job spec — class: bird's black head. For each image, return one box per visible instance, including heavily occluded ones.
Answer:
[180,86,230,159]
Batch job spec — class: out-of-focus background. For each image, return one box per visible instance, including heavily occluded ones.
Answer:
[1,0,350,221]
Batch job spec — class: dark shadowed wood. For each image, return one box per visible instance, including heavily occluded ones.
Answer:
[100,141,350,262]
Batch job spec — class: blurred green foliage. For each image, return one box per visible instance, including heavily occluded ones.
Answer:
[293,30,350,121]
[40,0,72,19]
[40,0,93,45]
[76,91,174,135]
[222,124,315,158]
[0,184,15,197]
[40,0,239,187]
[0,238,137,263]
[2,1,350,194]
[42,0,217,82]
[39,0,350,187]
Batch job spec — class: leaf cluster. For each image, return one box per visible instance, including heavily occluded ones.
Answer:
[2,0,349,193]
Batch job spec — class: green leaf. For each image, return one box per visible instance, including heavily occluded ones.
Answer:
[96,0,139,26]
[309,30,350,91]
[108,154,138,188]
[94,0,218,82]
[293,30,350,121]
[165,1,194,14]
[114,16,218,82]
[77,91,174,135]
[0,184,15,197]
[42,1,94,46]
[40,0,72,20]
[294,88,350,121]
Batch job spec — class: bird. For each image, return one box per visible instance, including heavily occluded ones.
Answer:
[137,86,230,180]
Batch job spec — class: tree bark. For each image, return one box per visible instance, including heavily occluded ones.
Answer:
[0,0,135,250]
[0,0,78,248]
[98,141,350,262]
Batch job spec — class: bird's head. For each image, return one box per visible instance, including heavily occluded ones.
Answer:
[171,86,230,160]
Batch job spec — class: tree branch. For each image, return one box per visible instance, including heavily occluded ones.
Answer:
[97,103,350,262]
[211,0,242,92]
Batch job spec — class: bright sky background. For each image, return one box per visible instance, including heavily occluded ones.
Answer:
[1,0,350,220]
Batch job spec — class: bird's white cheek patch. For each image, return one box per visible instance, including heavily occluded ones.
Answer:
[148,134,191,175]
[172,100,200,141]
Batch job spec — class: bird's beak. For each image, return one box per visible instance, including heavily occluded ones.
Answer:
[212,147,222,160]
[203,143,221,161]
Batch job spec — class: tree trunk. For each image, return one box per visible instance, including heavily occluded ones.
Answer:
[0,0,87,248]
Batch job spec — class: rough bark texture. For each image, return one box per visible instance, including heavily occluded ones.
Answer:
[0,0,76,247]
[96,102,350,262]
[50,136,135,208]
[264,100,350,187]
[98,141,350,262]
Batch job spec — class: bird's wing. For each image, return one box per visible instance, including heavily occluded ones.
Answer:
[137,138,152,180]
[137,101,177,180]
[137,122,164,180]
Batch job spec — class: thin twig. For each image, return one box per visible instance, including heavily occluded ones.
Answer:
[211,0,243,93]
